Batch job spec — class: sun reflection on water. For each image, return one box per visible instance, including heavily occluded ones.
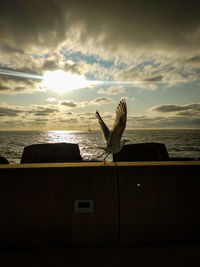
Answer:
[43,130,106,161]
[46,130,82,143]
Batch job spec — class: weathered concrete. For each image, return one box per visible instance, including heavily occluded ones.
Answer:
[20,143,83,163]
[0,161,200,250]
[113,143,169,161]
[118,162,200,245]
[0,162,118,248]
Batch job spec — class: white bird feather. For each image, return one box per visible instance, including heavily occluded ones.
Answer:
[95,98,128,161]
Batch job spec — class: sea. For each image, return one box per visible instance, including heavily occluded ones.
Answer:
[0,129,200,164]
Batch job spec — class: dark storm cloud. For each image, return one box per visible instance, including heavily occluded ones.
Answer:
[66,1,200,53]
[1,0,200,53]
[0,0,69,49]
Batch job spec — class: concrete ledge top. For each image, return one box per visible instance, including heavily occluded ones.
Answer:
[0,161,200,169]
[115,161,200,166]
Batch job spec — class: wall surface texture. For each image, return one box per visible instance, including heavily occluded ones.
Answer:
[0,162,200,249]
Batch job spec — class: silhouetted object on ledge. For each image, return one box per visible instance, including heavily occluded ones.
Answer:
[0,154,9,164]
[20,143,82,164]
[113,143,169,162]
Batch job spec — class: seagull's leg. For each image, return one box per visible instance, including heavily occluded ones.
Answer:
[102,153,110,165]
[103,153,110,160]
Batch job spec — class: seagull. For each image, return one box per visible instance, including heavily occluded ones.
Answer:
[95,98,129,162]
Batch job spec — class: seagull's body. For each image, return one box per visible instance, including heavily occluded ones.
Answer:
[95,98,128,161]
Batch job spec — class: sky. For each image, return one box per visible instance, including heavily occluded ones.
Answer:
[0,0,200,130]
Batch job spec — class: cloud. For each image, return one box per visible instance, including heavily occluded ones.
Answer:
[0,0,69,51]
[34,107,58,116]
[151,104,187,113]
[1,0,200,56]
[0,44,24,54]
[35,118,48,123]
[123,103,200,128]
[128,114,200,128]
[114,65,164,90]
[0,66,43,94]
[0,103,62,130]
[1,101,200,130]
[151,103,200,116]
[98,85,125,95]
[1,1,200,96]
[68,1,200,55]
[59,118,78,124]
[0,76,42,94]
[143,75,163,82]
[60,97,115,108]
[0,106,23,117]
[41,54,67,72]
[90,97,115,105]
[64,61,89,75]
[185,55,200,65]
[42,60,59,71]
[114,53,200,90]
[0,84,10,92]
[60,100,77,107]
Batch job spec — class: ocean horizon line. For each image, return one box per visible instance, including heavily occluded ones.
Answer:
[0,128,200,132]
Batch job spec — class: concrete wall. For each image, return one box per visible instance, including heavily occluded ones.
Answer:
[118,162,200,245]
[0,163,118,248]
[0,162,200,249]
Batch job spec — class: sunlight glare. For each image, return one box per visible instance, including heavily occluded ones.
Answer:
[43,70,95,94]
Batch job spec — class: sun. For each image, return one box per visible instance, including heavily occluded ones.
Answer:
[42,70,94,94]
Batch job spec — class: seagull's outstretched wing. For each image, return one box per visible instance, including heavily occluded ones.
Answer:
[95,111,110,144]
[108,98,127,146]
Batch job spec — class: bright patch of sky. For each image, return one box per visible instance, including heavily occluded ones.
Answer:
[0,0,200,130]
